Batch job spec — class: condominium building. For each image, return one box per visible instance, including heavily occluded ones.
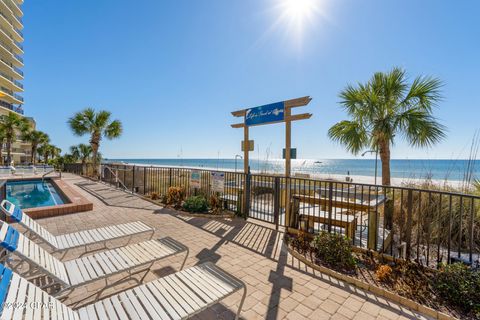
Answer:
[0,0,32,164]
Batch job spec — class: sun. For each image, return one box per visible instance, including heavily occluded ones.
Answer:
[282,0,317,21]
[271,0,326,50]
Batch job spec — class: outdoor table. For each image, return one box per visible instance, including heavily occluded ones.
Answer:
[297,205,356,239]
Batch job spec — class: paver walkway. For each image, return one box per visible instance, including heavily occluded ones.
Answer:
[15,174,433,319]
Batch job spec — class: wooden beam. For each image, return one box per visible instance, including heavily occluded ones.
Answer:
[285,113,313,122]
[284,96,312,108]
[231,96,312,117]
[231,110,246,117]
[231,113,311,129]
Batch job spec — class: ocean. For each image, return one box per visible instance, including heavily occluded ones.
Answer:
[107,158,479,182]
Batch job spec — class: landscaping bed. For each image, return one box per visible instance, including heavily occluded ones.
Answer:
[148,187,237,217]
[285,231,479,320]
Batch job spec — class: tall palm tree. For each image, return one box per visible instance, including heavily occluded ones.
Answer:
[37,143,60,164]
[68,108,122,177]
[22,130,49,165]
[0,126,6,165]
[70,143,92,175]
[328,67,446,186]
[0,112,30,165]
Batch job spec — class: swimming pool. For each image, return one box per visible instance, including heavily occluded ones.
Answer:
[6,180,68,209]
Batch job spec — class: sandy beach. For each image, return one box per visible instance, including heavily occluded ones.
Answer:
[306,172,465,189]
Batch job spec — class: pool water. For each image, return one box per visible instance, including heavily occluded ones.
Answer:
[6,180,67,209]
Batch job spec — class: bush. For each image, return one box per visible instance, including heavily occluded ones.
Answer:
[182,195,208,213]
[150,192,161,200]
[312,231,356,272]
[167,187,185,208]
[376,264,393,283]
[290,231,312,255]
[209,194,223,214]
[434,263,480,317]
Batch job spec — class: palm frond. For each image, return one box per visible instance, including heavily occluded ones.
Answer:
[328,120,369,154]
[396,109,446,147]
[401,76,443,112]
[104,119,122,139]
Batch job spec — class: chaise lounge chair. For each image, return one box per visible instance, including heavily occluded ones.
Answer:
[0,260,246,320]
[0,222,189,296]
[1,200,155,256]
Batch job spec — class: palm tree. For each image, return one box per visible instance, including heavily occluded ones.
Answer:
[70,143,92,175]
[68,108,122,177]
[0,126,6,165]
[37,143,60,164]
[0,112,30,165]
[328,67,446,186]
[22,130,49,165]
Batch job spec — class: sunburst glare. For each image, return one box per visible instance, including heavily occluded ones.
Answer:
[271,0,329,52]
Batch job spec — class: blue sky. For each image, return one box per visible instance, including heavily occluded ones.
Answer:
[22,0,479,160]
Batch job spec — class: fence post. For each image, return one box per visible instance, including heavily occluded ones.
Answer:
[327,181,333,233]
[405,189,414,260]
[132,166,136,193]
[273,177,280,230]
[367,209,378,251]
[143,167,147,195]
[244,169,251,219]
[169,168,173,188]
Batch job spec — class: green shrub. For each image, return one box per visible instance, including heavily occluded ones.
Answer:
[167,187,185,208]
[434,263,480,316]
[183,196,208,213]
[312,231,356,272]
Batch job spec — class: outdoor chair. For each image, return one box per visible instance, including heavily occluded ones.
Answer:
[0,168,12,177]
[1,200,155,257]
[0,221,189,296]
[0,261,245,319]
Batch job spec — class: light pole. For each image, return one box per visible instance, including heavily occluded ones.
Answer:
[361,148,379,185]
[235,155,242,172]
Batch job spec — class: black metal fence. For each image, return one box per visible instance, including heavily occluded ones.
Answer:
[63,162,480,269]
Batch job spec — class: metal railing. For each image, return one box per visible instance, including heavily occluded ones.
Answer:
[12,66,22,76]
[63,162,480,269]
[13,92,22,101]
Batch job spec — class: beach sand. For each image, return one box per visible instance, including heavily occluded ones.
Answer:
[306,172,465,189]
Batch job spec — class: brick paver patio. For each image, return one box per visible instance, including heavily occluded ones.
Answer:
[16,174,433,319]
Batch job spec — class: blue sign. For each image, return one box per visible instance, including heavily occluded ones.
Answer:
[245,101,285,126]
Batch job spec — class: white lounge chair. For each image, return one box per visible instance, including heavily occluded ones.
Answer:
[0,222,189,296]
[0,167,11,177]
[0,261,246,320]
[13,166,36,176]
[1,200,155,256]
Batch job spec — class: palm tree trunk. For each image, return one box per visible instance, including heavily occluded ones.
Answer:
[81,159,86,176]
[31,145,36,165]
[6,139,11,166]
[379,140,391,186]
[90,134,100,178]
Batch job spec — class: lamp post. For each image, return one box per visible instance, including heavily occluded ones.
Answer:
[235,155,242,172]
[361,149,379,185]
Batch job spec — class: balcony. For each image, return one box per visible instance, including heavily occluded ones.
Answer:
[0,86,23,104]
[0,38,22,67]
[0,71,23,92]
[12,66,22,77]
[0,1,22,30]
[0,23,22,54]
[5,0,22,18]
[0,100,23,114]
[0,13,22,42]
